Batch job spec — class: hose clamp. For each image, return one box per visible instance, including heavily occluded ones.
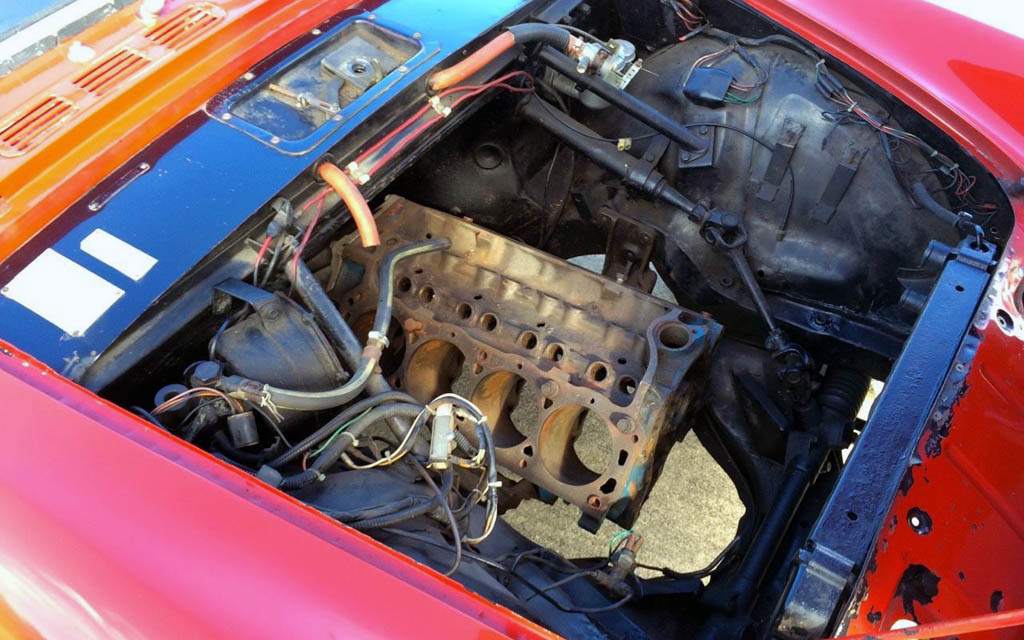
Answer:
[367,330,390,349]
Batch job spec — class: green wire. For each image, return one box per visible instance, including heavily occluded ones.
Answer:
[609,529,634,554]
[724,91,760,104]
[309,408,371,456]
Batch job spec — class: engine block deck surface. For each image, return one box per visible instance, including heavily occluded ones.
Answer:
[340,197,721,528]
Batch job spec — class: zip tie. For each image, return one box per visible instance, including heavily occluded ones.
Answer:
[846,101,858,113]
[487,480,503,489]
[428,95,452,117]
[815,59,826,69]
[366,330,390,349]
[345,161,370,185]
[257,388,284,422]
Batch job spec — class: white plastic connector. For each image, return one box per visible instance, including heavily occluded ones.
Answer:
[428,403,456,469]
[428,95,452,117]
[345,161,370,185]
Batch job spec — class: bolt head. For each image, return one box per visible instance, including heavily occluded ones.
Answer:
[541,380,559,398]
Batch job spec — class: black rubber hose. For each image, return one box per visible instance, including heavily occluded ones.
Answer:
[287,259,423,452]
[911,181,962,228]
[507,23,572,51]
[372,238,451,339]
[349,470,454,530]
[248,240,450,411]
[520,94,702,220]
[535,45,707,152]
[270,391,418,467]
[290,258,364,360]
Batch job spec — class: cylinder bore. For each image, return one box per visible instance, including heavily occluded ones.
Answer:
[470,371,536,447]
[539,406,612,486]
[403,339,466,403]
[658,322,691,349]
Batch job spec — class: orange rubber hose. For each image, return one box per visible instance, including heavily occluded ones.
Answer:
[428,31,517,91]
[838,607,1024,639]
[317,162,380,248]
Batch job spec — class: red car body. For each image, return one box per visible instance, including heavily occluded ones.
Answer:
[0,0,1022,637]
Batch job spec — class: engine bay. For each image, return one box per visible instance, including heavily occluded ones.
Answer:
[21,1,1010,637]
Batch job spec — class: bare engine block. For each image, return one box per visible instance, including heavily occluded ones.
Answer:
[338,197,721,529]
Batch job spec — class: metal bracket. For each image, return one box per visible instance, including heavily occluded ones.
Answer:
[677,124,716,169]
[756,119,805,202]
[810,144,865,223]
[599,209,658,292]
[774,237,995,639]
[212,278,277,315]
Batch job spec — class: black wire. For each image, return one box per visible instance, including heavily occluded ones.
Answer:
[410,457,462,576]
[378,528,633,614]
[635,536,739,579]
[682,122,797,235]
[705,27,822,63]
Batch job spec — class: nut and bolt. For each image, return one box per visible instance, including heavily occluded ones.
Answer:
[615,417,634,433]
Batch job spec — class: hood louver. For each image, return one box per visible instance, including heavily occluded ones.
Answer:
[144,4,224,49]
[73,49,150,96]
[0,97,76,157]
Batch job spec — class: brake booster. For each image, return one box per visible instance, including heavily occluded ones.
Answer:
[337,196,721,529]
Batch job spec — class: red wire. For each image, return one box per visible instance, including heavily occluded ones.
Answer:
[252,235,273,282]
[354,71,534,169]
[361,73,533,175]
[291,196,325,278]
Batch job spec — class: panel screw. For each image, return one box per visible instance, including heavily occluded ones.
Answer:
[243,72,255,81]
[311,28,321,35]
[221,113,232,121]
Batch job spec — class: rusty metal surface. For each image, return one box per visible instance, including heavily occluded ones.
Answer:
[339,196,721,529]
